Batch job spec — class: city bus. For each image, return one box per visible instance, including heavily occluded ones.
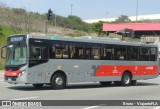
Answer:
[1,34,159,89]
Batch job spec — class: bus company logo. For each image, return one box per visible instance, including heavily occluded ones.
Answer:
[2,101,11,106]
[146,66,153,70]
[113,66,118,73]
[135,66,138,70]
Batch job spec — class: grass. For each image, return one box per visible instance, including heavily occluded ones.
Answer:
[0,63,4,70]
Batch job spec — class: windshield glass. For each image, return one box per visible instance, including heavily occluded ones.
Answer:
[6,43,27,66]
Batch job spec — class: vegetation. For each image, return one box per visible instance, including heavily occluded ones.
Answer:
[91,21,105,36]
[114,15,131,23]
[50,15,92,32]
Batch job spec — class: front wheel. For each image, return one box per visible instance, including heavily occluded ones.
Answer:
[51,73,66,90]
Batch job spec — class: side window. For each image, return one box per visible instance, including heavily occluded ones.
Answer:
[115,46,126,60]
[150,47,157,61]
[91,45,100,59]
[140,47,150,61]
[102,45,114,60]
[127,46,139,61]
[70,42,84,59]
[69,44,75,59]
[29,43,49,60]
[85,44,100,59]
[55,41,69,59]
[50,45,55,59]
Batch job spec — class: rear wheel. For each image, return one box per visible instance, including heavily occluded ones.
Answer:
[51,73,66,90]
[100,81,112,86]
[121,72,132,86]
[33,84,44,88]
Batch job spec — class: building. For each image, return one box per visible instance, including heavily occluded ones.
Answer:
[103,23,160,38]
[83,14,160,23]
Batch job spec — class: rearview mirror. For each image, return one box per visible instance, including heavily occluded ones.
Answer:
[1,46,6,59]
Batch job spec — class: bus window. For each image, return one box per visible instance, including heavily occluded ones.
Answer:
[91,45,100,59]
[50,46,55,59]
[71,42,84,59]
[78,49,84,59]
[55,41,69,59]
[29,44,48,60]
[150,47,157,61]
[115,46,126,60]
[140,47,150,61]
[102,45,114,60]
[70,45,75,59]
[85,49,91,59]
[127,46,139,61]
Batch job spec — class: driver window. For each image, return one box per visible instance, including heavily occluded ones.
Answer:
[29,44,48,60]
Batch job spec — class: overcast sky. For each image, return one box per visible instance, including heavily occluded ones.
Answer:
[1,0,160,20]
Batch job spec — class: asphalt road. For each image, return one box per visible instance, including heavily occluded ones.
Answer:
[0,70,160,109]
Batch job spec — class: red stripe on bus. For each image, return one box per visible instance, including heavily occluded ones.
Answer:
[4,70,21,76]
[96,65,158,76]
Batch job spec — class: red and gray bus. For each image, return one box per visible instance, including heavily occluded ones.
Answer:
[1,34,159,89]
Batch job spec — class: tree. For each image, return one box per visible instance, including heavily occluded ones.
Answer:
[91,21,104,36]
[115,15,131,23]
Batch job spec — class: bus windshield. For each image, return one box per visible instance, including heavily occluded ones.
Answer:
[6,43,27,66]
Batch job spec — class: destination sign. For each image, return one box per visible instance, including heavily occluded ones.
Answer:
[10,37,24,42]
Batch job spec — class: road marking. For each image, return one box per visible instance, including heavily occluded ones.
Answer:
[153,107,160,109]
[5,86,11,88]
[10,96,39,100]
[83,104,106,109]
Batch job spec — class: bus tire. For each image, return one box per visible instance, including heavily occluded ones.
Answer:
[121,72,132,86]
[100,81,112,86]
[131,80,137,86]
[33,84,44,88]
[51,73,66,90]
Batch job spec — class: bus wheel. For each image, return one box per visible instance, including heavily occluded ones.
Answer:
[33,84,44,88]
[100,81,112,86]
[51,73,66,90]
[121,72,132,86]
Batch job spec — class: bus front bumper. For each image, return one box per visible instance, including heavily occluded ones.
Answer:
[4,74,27,84]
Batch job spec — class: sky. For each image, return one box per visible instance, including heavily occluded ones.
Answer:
[1,0,160,20]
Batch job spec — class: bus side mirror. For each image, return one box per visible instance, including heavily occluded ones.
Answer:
[1,46,6,59]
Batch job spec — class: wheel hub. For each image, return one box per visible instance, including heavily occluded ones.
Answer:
[55,77,63,86]
[124,75,130,84]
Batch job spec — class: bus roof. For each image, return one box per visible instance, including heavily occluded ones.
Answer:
[10,34,158,47]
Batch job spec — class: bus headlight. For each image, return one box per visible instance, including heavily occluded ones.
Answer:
[18,70,26,77]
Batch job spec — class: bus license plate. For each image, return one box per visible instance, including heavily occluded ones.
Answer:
[8,78,12,81]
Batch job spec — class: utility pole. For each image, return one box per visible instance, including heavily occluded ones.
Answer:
[45,20,48,34]
[136,0,139,22]
[71,4,73,15]
[106,12,109,22]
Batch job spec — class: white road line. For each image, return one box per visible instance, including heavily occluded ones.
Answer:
[83,104,106,109]
[10,96,39,100]
[5,86,11,88]
[153,107,160,109]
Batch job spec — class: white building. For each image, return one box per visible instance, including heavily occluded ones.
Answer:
[83,14,160,24]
